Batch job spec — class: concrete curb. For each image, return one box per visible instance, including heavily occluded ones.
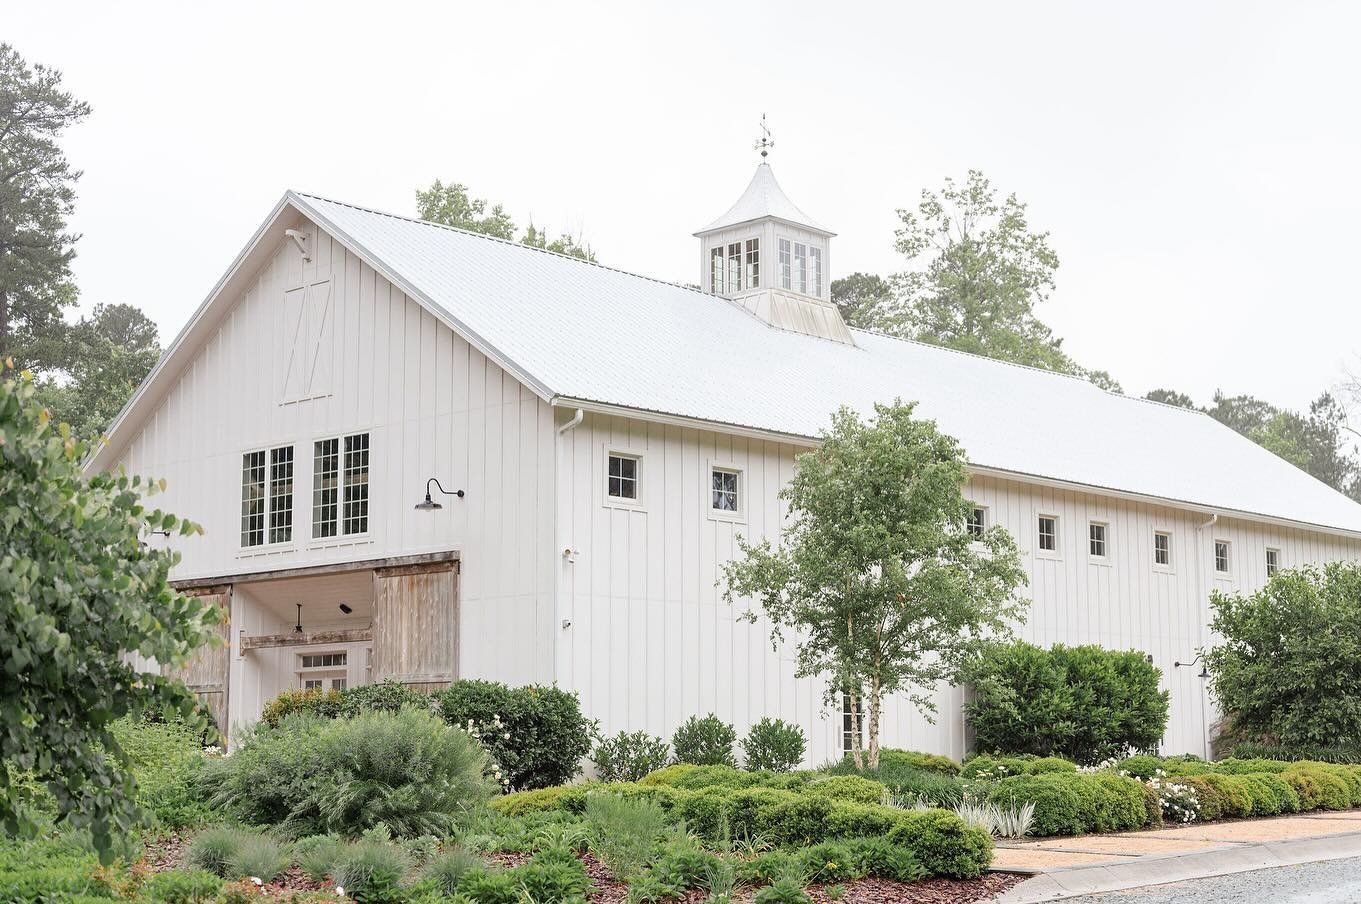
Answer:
[990,829,1361,902]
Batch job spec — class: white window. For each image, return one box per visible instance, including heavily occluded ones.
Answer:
[1154,531,1172,568]
[1215,540,1231,574]
[841,690,864,754]
[966,506,987,539]
[1089,522,1108,558]
[313,433,369,538]
[1037,515,1058,553]
[301,676,346,691]
[810,246,823,297]
[778,238,791,289]
[711,468,739,513]
[794,242,808,293]
[727,242,742,292]
[608,453,639,500]
[302,678,324,691]
[300,652,347,669]
[1266,548,1280,576]
[710,247,724,294]
[745,238,760,289]
[242,445,293,547]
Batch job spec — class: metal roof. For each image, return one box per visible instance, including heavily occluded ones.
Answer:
[694,163,833,235]
[290,191,1361,535]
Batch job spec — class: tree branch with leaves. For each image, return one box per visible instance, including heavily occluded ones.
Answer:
[722,401,1028,769]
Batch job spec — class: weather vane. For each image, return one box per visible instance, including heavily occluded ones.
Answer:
[754,113,774,159]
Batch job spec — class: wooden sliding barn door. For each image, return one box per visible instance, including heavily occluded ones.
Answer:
[371,563,458,692]
[165,586,231,738]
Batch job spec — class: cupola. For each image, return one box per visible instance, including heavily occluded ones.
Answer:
[694,124,852,344]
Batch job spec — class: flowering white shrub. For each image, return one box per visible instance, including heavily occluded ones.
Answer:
[464,714,513,791]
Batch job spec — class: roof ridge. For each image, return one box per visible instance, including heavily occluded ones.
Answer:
[290,189,711,297]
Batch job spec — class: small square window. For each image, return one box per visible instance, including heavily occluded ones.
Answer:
[711,468,739,512]
[608,454,639,500]
[1089,522,1108,558]
[1215,540,1231,574]
[966,506,987,539]
[1266,548,1280,576]
[1154,531,1172,568]
[1037,515,1058,553]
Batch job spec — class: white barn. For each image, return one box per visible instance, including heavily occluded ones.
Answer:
[91,159,1361,764]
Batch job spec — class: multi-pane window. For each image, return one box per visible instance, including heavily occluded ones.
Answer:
[1266,548,1280,576]
[312,438,339,539]
[342,433,370,535]
[312,432,369,537]
[302,676,346,691]
[810,246,823,297]
[793,242,808,293]
[778,238,791,289]
[1214,540,1230,574]
[1037,515,1058,552]
[268,447,294,543]
[712,468,739,512]
[710,247,724,294]
[241,450,267,547]
[842,690,864,754]
[745,238,760,289]
[1089,522,1107,558]
[966,506,986,539]
[727,242,742,292]
[301,652,347,668]
[1154,531,1171,567]
[242,445,293,547]
[608,454,638,500]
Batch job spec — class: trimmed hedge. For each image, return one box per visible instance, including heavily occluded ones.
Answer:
[491,780,991,878]
[986,772,1145,835]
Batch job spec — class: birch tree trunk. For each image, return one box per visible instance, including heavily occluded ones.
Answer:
[849,690,864,770]
[868,671,882,770]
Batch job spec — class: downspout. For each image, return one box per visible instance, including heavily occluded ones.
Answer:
[1194,512,1219,758]
[554,407,584,692]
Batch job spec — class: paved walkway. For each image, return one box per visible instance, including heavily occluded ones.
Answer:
[992,810,1361,872]
[990,811,1361,902]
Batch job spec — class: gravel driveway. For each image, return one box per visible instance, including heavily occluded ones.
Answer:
[1047,855,1361,903]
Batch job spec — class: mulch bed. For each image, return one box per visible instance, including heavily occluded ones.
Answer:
[143,834,1023,903]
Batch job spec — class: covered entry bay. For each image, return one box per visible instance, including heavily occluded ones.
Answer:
[170,552,459,743]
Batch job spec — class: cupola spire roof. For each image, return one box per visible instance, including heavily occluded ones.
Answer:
[694,162,834,236]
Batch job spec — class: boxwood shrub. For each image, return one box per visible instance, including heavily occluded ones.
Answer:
[986,771,1144,835]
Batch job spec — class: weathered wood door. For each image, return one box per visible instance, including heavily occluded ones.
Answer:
[164,586,231,737]
[371,563,458,692]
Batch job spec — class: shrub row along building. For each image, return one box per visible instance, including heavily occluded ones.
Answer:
[92,154,1361,762]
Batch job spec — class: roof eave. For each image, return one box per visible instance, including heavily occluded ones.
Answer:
[692,214,837,238]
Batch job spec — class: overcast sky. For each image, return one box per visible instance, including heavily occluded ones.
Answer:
[10,1,1360,411]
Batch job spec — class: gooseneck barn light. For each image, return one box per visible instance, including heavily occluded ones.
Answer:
[414,477,465,511]
[1174,653,1211,680]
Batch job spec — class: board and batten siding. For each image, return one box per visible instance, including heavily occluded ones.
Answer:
[555,411,1361,764]
[107,218,557,689]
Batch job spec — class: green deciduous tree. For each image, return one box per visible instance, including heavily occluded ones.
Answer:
[416,180,595,261]
[890,170,1117,392]
[1206,562,1361,749]
[0,44,90,371]
[34,303,161,440]
[722,401,1027,770]
[830,272,898,333]
[0,367,217,860]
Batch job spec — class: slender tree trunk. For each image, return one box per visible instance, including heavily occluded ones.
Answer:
[868,670,882,770]
[0,287,10,371]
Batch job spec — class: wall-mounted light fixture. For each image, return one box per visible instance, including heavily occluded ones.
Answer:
[414,477,465,511]
[338,603,353,615]
[294,603,304,634]
[1174,653,1210,679]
